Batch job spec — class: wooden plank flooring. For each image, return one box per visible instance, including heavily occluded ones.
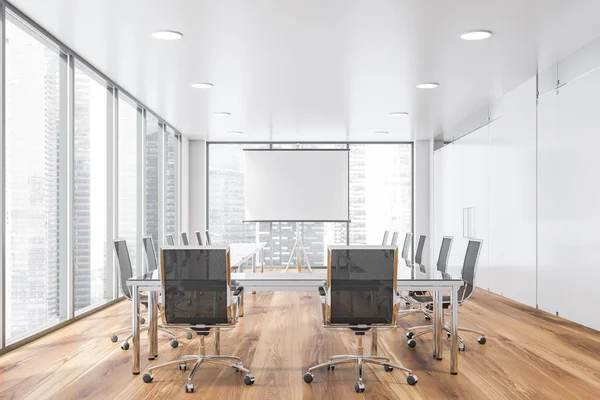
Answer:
[1,289,600,399]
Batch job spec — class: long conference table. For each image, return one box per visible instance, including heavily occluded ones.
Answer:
[126,254,464,377]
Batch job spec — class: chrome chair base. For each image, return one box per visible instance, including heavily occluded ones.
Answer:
[303,333,417,393]
[142,335,255,393]
[109,325,194,351]
[406,323,486,350]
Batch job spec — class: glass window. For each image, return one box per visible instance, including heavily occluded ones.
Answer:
[5,16,67,342]
[349,144,413,246]
[164,128,178,242]
[117,95,139,274]
[145,115,160,248]
[73,63,110,314]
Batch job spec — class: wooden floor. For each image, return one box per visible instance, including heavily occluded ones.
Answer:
[2,289,600,400]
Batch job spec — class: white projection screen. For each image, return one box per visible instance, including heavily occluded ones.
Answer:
[244,149,349,222]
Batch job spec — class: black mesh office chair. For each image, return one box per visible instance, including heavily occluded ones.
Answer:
[399,236,452,319]
[165,234,175,246]
[405,240,485,351]
[110,239,180,350]
[381,230,390,245]
[181,232,189,245]
[195,231,203,245]
[390,231,399,246]
[414,235,426,265]
[143,236,194,341]
[436,236,453,273]
[303,246,418,393]
[401,232,412,266]
[142,246,254,393]
[205,230,213,245]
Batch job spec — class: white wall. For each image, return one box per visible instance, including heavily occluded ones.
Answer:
[180,137,190,234]
[189,140,206,234]
[434,77,537,308]
[414,140,432,265]
[434,62,600,330]
[433,125,490,280]
[487,78,537,307]
[538,68,600,330]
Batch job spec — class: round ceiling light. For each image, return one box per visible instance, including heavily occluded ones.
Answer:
[191,83,214,89]
[460,30,493,41]
[416,82,440,89]
[213,112,232,117]
[151,30,183,40]
[390,112,409,117]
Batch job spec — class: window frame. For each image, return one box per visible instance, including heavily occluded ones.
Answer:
[0,3,183,354]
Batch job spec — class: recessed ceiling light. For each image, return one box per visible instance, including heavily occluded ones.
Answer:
[374,131,389,135]
[213,112,232,117]
[191,82,213,89]
[416,82,439,89]
[151,30,183,40]
[228,131,243,135]
[390,112,409,117]
[460,30,493,41]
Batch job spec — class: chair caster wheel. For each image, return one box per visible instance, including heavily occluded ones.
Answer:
[184,382,194,393]
[303,372,314,383]
[178,363,187,371]
[447,332,451,338]
[384,364,393,372]
[110,334,118,343]
[186,332,193,340]
[425,316,431,321]
[140,317,146,325]
[170,339,179,348]
[120,342,130,350]
[354,382,365,393]
[478,336,486,345]
[244,375,255,385]
[407,374,418,385]
[142,373,153,383]
[458,343,466,351]
[406,331,414,339]
[407,339,416,348]
[327,365,335,371]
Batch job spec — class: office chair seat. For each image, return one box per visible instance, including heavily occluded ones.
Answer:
[409,295,452,306]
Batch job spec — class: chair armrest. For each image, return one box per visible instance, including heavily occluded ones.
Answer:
[233,286,244,297]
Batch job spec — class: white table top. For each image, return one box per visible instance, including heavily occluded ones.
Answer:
[229,242,266,267]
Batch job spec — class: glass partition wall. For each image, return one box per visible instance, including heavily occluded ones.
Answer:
[207,143,413,268]
[0,6,182,353]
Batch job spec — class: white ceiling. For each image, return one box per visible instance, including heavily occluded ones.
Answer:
[11,0,600,141]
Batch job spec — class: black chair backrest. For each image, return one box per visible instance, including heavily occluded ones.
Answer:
[142,236,158,272]
[459,240,482,301]
[381,231,390,245]
[401,233,412,261]
[195,231,203,245]
[205,230,213,245]
[414,235,426,264]
[390,231,399,246]
[161,247,230,325]
[328,246,397,325]
[165,234,175,246]
[181,232,189,245]
[114,239,133,300]
[437,236,453,273]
